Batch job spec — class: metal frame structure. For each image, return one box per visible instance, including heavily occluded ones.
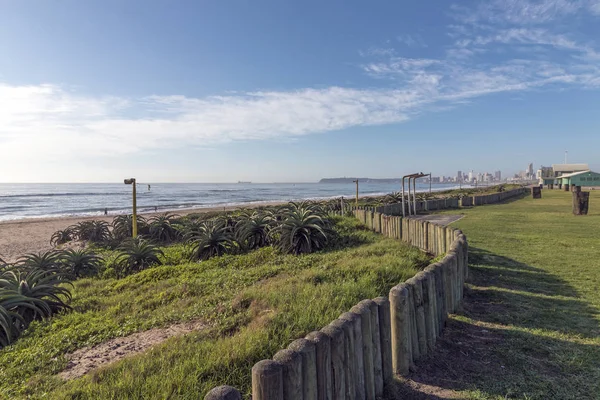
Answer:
[401,172,427,217]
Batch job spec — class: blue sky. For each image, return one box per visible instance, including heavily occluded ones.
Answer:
[1,0,599,183]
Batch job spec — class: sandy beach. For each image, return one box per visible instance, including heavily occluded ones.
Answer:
[0,202,285,263]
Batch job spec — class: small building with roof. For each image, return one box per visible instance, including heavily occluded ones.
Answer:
[558,170,600,188]
[551,163,590,177]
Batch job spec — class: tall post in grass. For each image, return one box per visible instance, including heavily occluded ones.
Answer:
[124,178,138,238]
[354,179,359,208]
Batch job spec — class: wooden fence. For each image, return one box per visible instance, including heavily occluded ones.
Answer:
[205,187,527,399]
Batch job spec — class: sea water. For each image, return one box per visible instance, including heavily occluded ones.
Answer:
[0,182,463,221]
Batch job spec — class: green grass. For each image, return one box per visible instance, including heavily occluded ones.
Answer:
[0,216,430,399]
[397,189,600,400]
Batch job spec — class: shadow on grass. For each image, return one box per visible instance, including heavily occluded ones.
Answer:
[387,318,600,400]
[469,247,580,298]
[385,248,600,399]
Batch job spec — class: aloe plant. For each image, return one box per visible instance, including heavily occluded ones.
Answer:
[59,249,102,278]
[115,238,163,276]
[112,214,149,240]
[50,226,76,246]
[148,213,181,243]
[271,207,331,255]
[235,212,273,250]
[0,268,72,316]
[16,251,63,271]
[188,220,236,261]
[73,220,111,243]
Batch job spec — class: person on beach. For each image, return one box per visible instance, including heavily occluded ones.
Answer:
[104,208,108,215]
[155,206,158,212]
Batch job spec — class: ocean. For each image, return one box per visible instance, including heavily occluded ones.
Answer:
[0,182,463,222]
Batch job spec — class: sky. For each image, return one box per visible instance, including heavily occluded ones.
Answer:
[1,0,599,183]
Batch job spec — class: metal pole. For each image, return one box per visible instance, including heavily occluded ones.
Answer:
[412,177,417,215]
[407,177,412,216]
[132,179,138,238]
[401,177,406,217]
[429,172,432,193]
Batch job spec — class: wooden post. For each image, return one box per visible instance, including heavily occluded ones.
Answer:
[252,360,284,400]
[273,349,303,400]
[531,186,541,199]
[321,324,346,400]
[367,301,383,397]
[339,312,365,400]
[416,271,435,352]
[432,263,446,334]
[288,339,318,400]
[373,297,393,385]
[407,277,427,357]
[423,266,439,347]
[204,386,242,400]
[305,331,332,400]
[573,191,590,215]
[350,301,376,400]
[330,318,355,400]
[405,280,420,364]
[389,284,411,375]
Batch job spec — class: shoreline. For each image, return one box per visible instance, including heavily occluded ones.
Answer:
[0,184,486,262]
[0,200,289,263]
[0,184,474,224]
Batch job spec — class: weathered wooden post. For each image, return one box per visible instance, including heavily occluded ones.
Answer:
[321,324,346,400]
[350,301,376,400]
[252,360,284,400]
[288,339,318,400]
[331,318,356,400]
[339,312,365,400]
[389,284,411,375]
[367,301,383,397]
[304,331,332,400]
[407,277,427,356]
[273,349,303,400]
[573,190,590,215]
[564,183,570,191]
[531,186,542,199]
[205,386,242,400]
[416,271,435,352]
[373,297,393,385]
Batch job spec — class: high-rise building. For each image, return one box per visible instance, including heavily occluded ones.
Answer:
[494,170,502,181]
[527,163,534,177]
[456,170,462,182]
[468,170,474,182]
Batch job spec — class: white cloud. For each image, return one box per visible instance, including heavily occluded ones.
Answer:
[396,34,427,47]
[0,84,431,166]
[453,0,599,25]
[2,0,600,180]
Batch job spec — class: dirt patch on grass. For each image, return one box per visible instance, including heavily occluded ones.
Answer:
[58,320,206,380]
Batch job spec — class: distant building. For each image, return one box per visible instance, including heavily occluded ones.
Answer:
[552,163,589,177]
[456,170,462,183]
[559,170,600,187]
[494,170,502,181]
[527,163,534,178]
[468,170,474,182]
[537,166,554,185]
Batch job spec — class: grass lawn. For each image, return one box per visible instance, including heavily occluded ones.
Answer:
[395,189,600,399]
[0,216,430,399]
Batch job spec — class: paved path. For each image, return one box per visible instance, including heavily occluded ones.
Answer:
[409,214,463,226]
